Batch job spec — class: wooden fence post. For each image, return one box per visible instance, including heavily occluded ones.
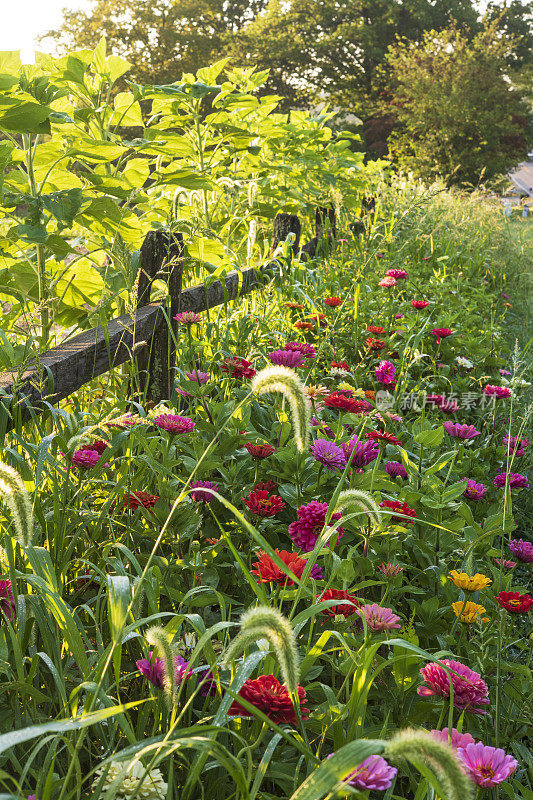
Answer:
[273,213,301,253]
[136,229,184,402]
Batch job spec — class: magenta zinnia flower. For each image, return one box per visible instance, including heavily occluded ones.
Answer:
[311,417,335,439]
[384,461,407,479]
[310,439,346,471]
[484,384,511,399]
[443,422,481,440]
[268,349,305,368]
[70,449,102,469]
[430,727,475,751]
[327,754,397,791]
[417,659,490,714]
[461,479,487,500]
[185,370,210,384]
[0,579,15,621]
[494,558,517,569]
[174,654,193,683]
[136,652,165,688]
[284,341,316,359]
[503,435,529,457]
[190,480,219,502]
[431,327,453,344]
[386,268,407,279]
[411,300,429,309]
[342,437,379,467]
[374,360,396,385]
[288,501,343,552]
[457,742,517,787]
[155,414,195,435]
[509,538,533,563]
[358,603,401,631]
[379,276,397,288]
[174,312,201,325]
[493,472,529,489]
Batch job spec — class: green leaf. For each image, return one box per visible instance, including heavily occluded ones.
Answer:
[0,101,51,134]
[413,426,444,448]
[289,740,385,800]
[42,188,83,228]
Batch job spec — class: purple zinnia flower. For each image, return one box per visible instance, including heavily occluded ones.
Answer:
[268,349,305,368]
[461,479,487,500]
[310,439,346,471]
[174,654,192,683]
[155,414,195,435]
[136,652,165,688]
[70,449,102,469]
[384,461,407,479]
[358,603,401,631]
[197,667,218,696]
[430,727,475,751]
[327,754,397,791]
[509,538,533,563]
[311,417,335,439]
[284,341,316,359]
[503,435,529,457]
[493,472,529,489]
[417,659,490,714]
[0,579,15,621]
[443,422,481,440]
[342,437,379,468]
[457,742,517,787]
[374,360,396,385]
[288,501,343,552]
[499,369,512,377]
[190,480,219,503]
[185,370,210,384]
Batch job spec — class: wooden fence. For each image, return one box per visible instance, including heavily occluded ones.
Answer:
[0,207,336,432]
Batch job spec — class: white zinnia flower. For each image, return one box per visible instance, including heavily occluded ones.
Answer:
[93,760,167,799]
[329,367,351,378]
[455,356,473,369]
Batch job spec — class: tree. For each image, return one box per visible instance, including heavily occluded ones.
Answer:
[381,25,529,185]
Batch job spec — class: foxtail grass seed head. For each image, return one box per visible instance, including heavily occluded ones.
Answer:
[333,489,382,527]
[0,461,34,547]
[250,366,311,452]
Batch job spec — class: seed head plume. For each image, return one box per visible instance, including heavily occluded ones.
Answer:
[0,460,34,547]
[250,366,311,452]
[222,605,299,697]
[332,490,382,527]
[146,626,176,704]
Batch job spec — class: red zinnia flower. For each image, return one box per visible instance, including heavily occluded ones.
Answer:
[495,591,533,613]
[379,500,417,524]
[366,431,402,446]
[295,321,314,331]
[367,326,386,334]
[89,439,108,454]
[254,479,278,492]
[245,443,276,459]
[221,356,256,379]
[411,300,430,309]
[228,674,309,724]
[324,297,342,308]
[309,313,327,327]
[366,337,387,351]
[123,491,159,511]
[331,361,351,371]
[244,489,285,517]
[251,550,322,585]
[284,301,304,310]
[319,588,360,618]
[431,328,453,344]
[324,392,369,414]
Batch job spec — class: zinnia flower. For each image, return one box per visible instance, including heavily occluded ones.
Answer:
[484,385,511,399]
[305,385,329,401]
[366,431,402,447]
[0,579,15,620]
[319,588,360,618]
[494,558,516,569]
[457,743,517,787]
[70,449,102,469]
[185,370,210,384]
[509,538,533,563]
[245,443,276,459]
[386,268,407,279]
[244,489,285,518]
[254,479,278,493]
[136,652,165,688]
[123,491,159,511]
[493,472,529,489]
[358,603,401,631]
[449,571,491,591]
[503,436,529,457]
[378,562,404,578]
[294,321,314,331]
[268,349,305,368]
[311,417,335,439]
[384,461,407,479]
[366,337,387,351]
[451,601,489,623]
[379,276,397,287]
[221,356,256,379]
[252,550,322,586]
[324,393,369,414]
[417,659,490,713]
[367,325,386,334]
[379,500,416,524]
[324,296,342,307]
[495,591,533,613]
[190,480,219,502]
[310,439,346,471]
[228,674,308,724]
[430,727,475,751]
[155,414,195,435]
[430,327,453,344]
[326,755,397,791]
[411,300,429,309]
[93,761,167,799]
[456,356,474,369]
[174,311,201,325]
[331,360,351,371]
[284,341,316,359]
[443,422,481,440]
[284,301,304,310]
[374,360,396,385]
[288,501,343,552]
[461,480,487,500]
[342,437,379,467]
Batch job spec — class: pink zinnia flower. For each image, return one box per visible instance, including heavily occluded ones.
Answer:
[310,439,346,471]
[386,268,407,279]
[431,328,453,344]
[394,313,404,319]
[288,501,343,552]
[411,300,429,309]
[136,652,165,688]
[268,349,305,368]
[430,727,475,751]
[484,385,511,399]
[417,659,490,714]
[500,368,512,376]
[503,436,529,457]
[326,754,397,791]
[0,579,15,620]
[185,370,210,384]
[284,341,316,359]
[358,603,401,631]
[174,312,201,325]
[379,276,397,288]
[493,472,529,489]
[384,461,407,479]
[374,360,396,385]
[443,422,481,440]
[494,558,517,569]
[70,449,102,469]
[460,479,487,500]
[509,538,533,563]
[457,742,517,787]
[190,480,219,502]
[155,414,195,435]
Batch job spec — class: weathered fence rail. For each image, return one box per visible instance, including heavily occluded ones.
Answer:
[0,208,336,431]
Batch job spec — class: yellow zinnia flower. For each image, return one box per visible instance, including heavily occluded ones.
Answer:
[448,570,491,592]
[452,601,489,623]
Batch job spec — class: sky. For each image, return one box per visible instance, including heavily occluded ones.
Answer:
[0,1,92,63]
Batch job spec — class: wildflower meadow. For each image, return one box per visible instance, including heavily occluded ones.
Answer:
[0,43,531,800]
